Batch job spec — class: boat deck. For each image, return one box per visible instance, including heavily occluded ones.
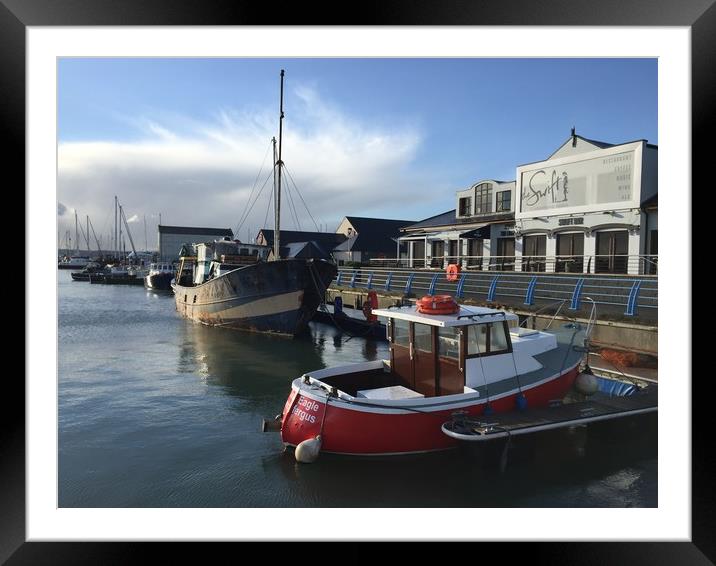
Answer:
[442,384,657,441]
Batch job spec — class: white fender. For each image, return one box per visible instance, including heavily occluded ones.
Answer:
[295,435,322,463]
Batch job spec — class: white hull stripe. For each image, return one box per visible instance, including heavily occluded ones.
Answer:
[291,363,578,415]
[182,289,304,320]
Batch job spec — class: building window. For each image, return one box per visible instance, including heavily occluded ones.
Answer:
[495,238,515,271]
[459,197,472,217]
[496,190,511,212]
[467,239,483,267]
[522,235,546,272]
[647,230,658,275]
[448,240,459,263]
[475,183,493,214]
[431,241,445,267]
[595,230,628,274]
[556,233,584,273]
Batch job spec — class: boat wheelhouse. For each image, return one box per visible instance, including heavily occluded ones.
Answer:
[277,299,587,458]
[144,261,176,291]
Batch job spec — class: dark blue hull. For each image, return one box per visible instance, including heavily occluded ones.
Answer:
[173,259,337,336]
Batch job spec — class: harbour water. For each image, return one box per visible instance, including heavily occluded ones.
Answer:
[58,270,657,507]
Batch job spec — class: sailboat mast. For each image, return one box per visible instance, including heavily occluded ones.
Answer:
[114,196,118,260]
[86,215,90,252]
[272,136,278,259]
[118,201,123,261]
[75,210,79,255]
[275,69,285,260]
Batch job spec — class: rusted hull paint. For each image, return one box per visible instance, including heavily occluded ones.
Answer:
[173,259,336,336]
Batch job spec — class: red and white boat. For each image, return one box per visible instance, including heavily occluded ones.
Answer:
[276,296,588,460]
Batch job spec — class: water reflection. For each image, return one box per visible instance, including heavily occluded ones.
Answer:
[267,414,657,507]
[177,321,327,402]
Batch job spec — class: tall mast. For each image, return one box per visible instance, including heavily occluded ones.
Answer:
[118,200,123,260]
[114,196,118,260]
[86,215,90,252]
[272,136,278,259]
[275,69,285,261]
[75,210,79,255]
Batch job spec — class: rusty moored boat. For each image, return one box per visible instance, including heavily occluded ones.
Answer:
[172,241,336,336]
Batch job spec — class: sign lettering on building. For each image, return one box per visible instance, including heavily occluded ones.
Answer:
[520,150,634,212]
[558,217,584,226]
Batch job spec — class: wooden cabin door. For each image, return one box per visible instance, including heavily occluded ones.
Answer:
[390,318,414,389]
[412,323,437,397]
[437,326,465,395]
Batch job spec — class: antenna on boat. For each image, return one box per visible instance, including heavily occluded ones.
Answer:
[274,69,285,262]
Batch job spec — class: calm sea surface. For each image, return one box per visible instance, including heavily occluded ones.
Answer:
[58,270,657,507]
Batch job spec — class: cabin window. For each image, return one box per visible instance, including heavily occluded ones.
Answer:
[467,324,488,356]
[438,327,460,360]
[414,323,433,353]
[393,318,410,347]
[466,322,511,357]
[490,322,509,352]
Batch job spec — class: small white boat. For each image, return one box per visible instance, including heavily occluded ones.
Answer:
[274,295,591,460]
[58,256,91,270]
[144,262,176,291]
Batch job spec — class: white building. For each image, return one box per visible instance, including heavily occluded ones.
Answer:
[514,131,657,275]
[399,179,516,269]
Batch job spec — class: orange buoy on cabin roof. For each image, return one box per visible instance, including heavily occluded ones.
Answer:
[416,295,460,315]
[446,263,461,281]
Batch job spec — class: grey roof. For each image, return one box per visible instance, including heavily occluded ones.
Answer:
[641,193,658,208]
[259,229,346,250]
[401,210,514,232]
[158,225,233,237]
[339,216,416,253]
[401,210,457,230]
[281,241,330,259]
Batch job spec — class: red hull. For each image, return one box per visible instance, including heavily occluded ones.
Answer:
[281,365,579,455]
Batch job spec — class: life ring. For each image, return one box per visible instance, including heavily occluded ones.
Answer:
[416,295,460,315]
[446,263,461,281]
[362,291,378,322]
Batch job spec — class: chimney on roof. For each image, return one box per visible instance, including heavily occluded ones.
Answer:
[571,127,577,147]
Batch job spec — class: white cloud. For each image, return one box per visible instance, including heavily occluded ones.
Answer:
[58,84,437,246]
[126,214,140,223]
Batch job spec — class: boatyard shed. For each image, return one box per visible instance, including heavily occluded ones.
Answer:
[158,225,234,261]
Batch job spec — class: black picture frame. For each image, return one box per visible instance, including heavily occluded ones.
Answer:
[6,0,708,562]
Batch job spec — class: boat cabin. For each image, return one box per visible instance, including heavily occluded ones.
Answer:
[149,262,174,273]
[305,303,562,405]
[370,305,519,397]
[187,240,271,285]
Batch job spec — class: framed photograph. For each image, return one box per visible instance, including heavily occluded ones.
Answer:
[9,0,708,562]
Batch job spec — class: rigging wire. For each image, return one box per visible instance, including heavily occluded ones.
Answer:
[235,168,274,236]
[234,139,273,236]
[283,164,320,232]
[262,183,274,236]
[282,173,302,230]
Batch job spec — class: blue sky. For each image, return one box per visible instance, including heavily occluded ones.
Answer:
[57,58,657,249]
